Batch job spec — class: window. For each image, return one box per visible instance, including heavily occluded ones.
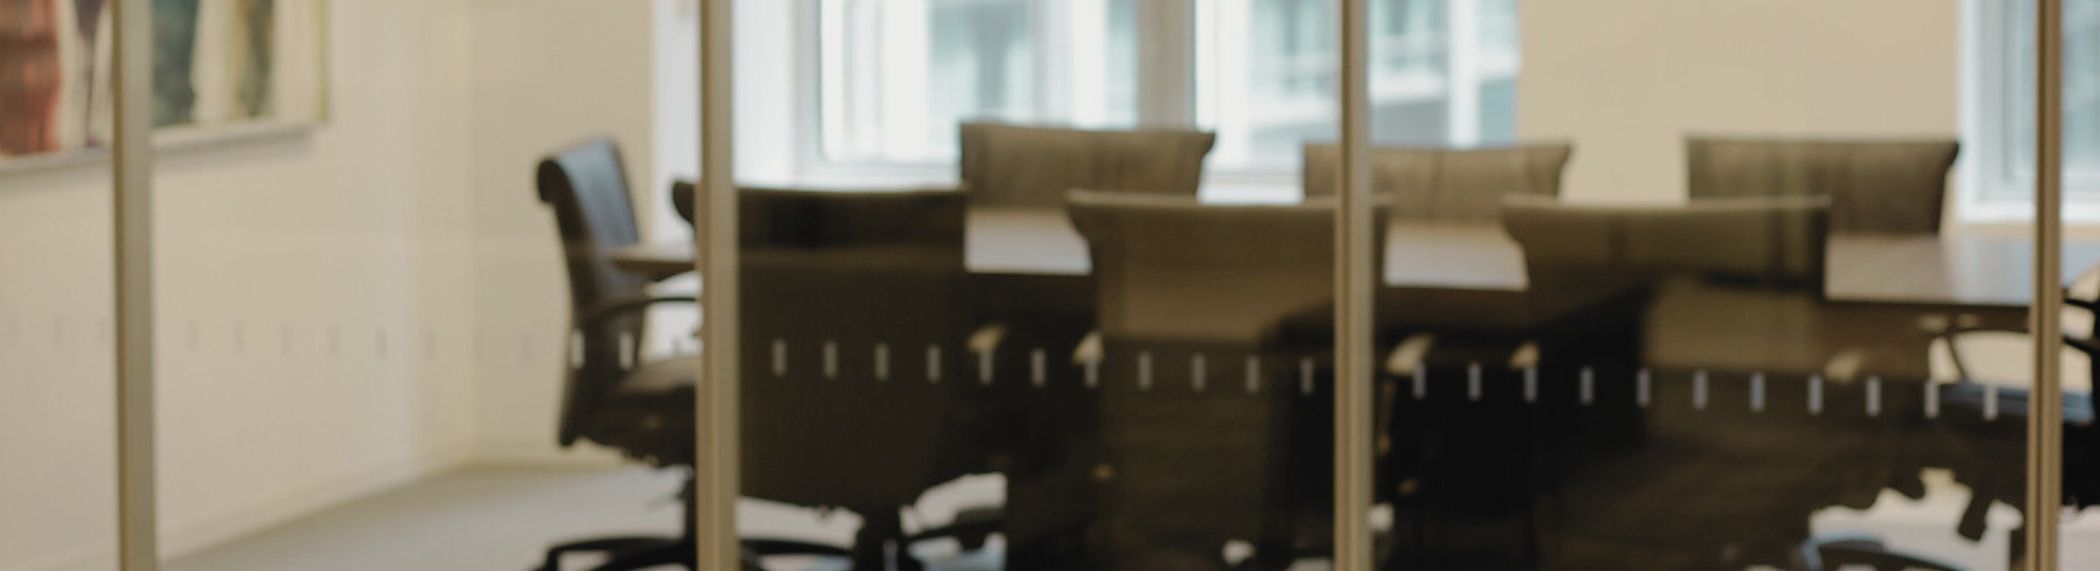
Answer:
[1970,0,2100,205]
[817,0,1141,163]
[812,0,1520,178]
[1196,0,1519,171]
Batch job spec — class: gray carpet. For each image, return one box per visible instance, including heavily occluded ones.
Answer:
[166,466,2099,571]
[164,466,1004,571]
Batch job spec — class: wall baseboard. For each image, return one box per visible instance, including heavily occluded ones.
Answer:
[16,444,472,571]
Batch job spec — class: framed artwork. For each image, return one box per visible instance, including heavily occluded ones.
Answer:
[0,0,326,168]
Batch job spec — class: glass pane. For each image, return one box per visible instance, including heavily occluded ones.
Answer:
[818,0,1141,164]
[2060,0,2100,555]
[1362,2,2050,569]
[132,1,700,569]
[3,0,119,565]
[1988,0,2100,199]
[742,9,1339,566]
[1198,0,1519,173]
[0,0,120,557]
[0,184,118,565]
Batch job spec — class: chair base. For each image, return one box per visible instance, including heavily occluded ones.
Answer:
[541,535,846,571]
[1793,533,1965,571]
[906,505,1003,551]
[537,473,1002,571]
[540,536,681,571]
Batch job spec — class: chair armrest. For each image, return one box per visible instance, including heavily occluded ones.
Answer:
[968,323,1010,354]
[1822,349,1867,383]
[1381,334,1436,376]
[576,295,699,331]
[1938,324,2098,351]
[1507,342,1540,370]
[1071,332,1103,366]
[2067,297,2098,312]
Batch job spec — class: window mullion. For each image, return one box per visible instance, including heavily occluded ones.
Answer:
[1138,0,1197,128]
[881,0,930,161]
[1444,0,1483,147]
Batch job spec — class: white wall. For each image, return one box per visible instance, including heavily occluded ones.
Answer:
[1518,0,1961,205]
[0,1,480,569]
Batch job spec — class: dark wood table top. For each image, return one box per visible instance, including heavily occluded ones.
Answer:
[612,208,2100,310]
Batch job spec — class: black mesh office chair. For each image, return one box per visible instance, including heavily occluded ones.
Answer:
[1299,142,1573,224]
[534,139,842,570]
[957,122,1216,210]
[673,181,1005,570]
[1048,191,1378,569]
[1500,195,1981,570]
[1684,136,1959,235]
[1927,268,2100,569]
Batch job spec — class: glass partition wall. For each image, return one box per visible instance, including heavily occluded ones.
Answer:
[724,0,1349,566]
[0,52,121,571]
[1354,2,2084,570]
[32,0,2078,569]
[695,0,2088,570]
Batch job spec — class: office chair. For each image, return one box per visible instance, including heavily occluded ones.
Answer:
[1043,191,1383,569]
[672,181,1006,570]
[958,122,1215,210]
[1929,268,2100,398]
[1300,142,1573,224]
[1925,267,2100,570]
[1498,195,1985,570]
[535,139,846,570]
[733,186,1006,571]
[1501,194,1832,293]
[1685,136,1959,235]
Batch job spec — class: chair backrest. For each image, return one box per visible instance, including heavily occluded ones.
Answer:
[1685,136,1958,234]
[534,138,650,447]
[959,122,1216,209]
[673,180,967,251]
[1501,195,1832,293]
[1068,190,1381,346]
[735,189,976,508]
[1301,142,1573,224]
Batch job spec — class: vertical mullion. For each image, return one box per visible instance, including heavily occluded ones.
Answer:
[2026,0,2065,567]
[113,0,159,568]
[881,0,928,158]
[1334,0,1374,569]
[1212,0,1253,162]
[1040,0,1070,121]
[698,0,741,569]
[1059,0,1108,125]
[1138,0,1195,127]
[1443,0,1481,146]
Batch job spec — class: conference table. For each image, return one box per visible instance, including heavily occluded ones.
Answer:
[618,205,2100,568]
[617,206,2100,381]
[614,207,2100,311]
